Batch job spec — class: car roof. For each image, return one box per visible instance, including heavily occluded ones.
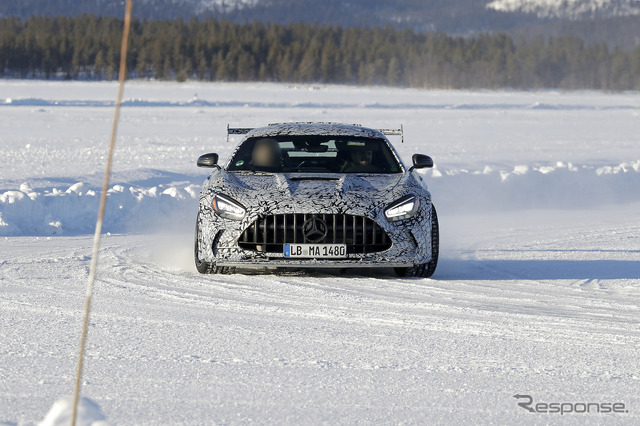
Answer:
[243,123,387,140]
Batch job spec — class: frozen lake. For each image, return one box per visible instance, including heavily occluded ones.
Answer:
[1,81,639,424]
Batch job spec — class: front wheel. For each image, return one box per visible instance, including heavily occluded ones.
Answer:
[394,204,439,278]
[195,217,214,274]
[194,216,236,275]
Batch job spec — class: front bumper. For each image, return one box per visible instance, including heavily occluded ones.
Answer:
[215,259,414,268]
[202,215,432,267]
[198,198,433,267]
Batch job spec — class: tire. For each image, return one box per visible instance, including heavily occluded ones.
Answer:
[194,216,236,275]
[194,217,214,274]
[394,204,439,278]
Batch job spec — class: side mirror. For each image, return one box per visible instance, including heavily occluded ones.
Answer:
[410,154,433,170]
[197,153,219,168]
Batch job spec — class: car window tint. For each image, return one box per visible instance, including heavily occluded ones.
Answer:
[228,136,401,174]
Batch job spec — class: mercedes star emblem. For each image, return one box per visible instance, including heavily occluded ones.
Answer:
[302,216,328,243]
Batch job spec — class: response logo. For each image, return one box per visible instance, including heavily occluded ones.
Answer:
[513,394,629,415]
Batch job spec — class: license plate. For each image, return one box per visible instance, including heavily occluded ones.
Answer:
[284,244,347,258]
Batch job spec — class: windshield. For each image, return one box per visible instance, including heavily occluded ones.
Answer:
[227,136,402,174]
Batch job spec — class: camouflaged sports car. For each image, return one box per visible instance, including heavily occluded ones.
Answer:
[195,122,439,277]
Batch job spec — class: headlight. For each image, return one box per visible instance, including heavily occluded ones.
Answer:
[385,195,419,222]
[212,194,246,220]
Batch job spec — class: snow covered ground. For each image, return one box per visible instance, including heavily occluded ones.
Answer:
[1,81,639,424]
[487,0,640,20]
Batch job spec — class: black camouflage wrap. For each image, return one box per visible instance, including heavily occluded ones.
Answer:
[196,123,434,268]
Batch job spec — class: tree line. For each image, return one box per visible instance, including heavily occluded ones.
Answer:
[1,15,639,90]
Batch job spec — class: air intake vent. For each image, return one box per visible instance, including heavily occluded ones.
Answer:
[238,214,391,254]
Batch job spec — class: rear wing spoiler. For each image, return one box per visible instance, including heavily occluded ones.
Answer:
[227,123,404,143]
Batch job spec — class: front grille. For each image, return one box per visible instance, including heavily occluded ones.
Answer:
[238,213,392,254]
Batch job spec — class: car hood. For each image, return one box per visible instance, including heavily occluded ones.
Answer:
[213,171,408,204]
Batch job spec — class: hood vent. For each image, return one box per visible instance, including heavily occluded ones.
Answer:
[288,176,340,181]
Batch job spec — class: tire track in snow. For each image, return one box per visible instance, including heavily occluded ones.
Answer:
[87,225,640,351]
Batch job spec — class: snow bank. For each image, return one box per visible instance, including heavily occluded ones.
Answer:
[3,96,638,111]
[1,160,638,236]
[39,396,108,426]
[0,181,200,236]
[424,159,640,211]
